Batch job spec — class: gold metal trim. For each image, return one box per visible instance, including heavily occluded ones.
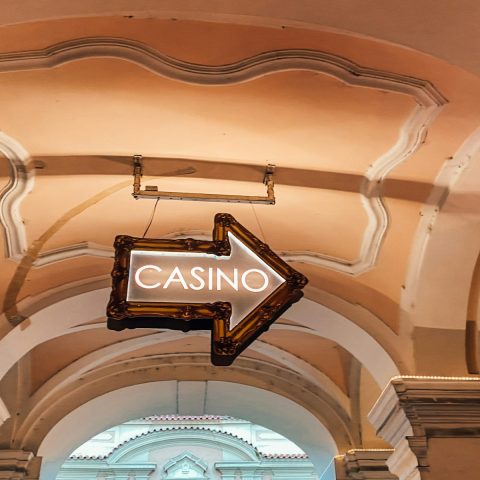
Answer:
[132,155,275,204]
[107,213,307,365]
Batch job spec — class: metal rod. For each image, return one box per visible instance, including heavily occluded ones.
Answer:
[133,190,275,204]
[132,156,275,205]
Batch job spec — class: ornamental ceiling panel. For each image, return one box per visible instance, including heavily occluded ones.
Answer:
[0,61,414,167]
[0,33,443,284]
[0,17,478,336]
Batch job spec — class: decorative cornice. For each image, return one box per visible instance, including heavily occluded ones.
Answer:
[0,37,447,274]
[0,450,35,480]
[163,451,207,474]
[388,376,480,435]
[142,414,229,421]
[0,37,447,106]
[262,453,308,459]
[342,449,397,479]
[57,462,156,479]
[101,425,262,463]
[368,377,480,480]
[215,460,316,475]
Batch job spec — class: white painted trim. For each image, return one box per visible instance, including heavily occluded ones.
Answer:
[0,132,33,260]
[33,242,113,267]
[401,127,480,314]
[0,288,398,389]
[27,330,350,415]
[18,353,352,463]
[0,37,446,274]
[0,37,447,106]
[280,103,440,275]
[284,299,399,387]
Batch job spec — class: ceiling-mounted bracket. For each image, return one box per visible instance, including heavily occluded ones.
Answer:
[132,155,275,205]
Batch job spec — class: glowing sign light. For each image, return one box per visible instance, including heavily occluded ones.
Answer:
[133,264,269,292]
[107,213,307,365]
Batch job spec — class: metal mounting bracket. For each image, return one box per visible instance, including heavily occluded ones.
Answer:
[132,155,276,204]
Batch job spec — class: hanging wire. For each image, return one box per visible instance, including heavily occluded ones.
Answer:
[142,197,160,238]
[250,203,267,243]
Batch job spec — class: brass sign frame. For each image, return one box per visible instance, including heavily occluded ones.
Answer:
[107,213,307,365]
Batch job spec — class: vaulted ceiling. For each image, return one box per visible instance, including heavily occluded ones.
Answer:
[0,4,479,478]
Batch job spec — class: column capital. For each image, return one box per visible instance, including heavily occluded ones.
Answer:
[368,376,480,480]
[0,450,40,480]
[336,449,397,479]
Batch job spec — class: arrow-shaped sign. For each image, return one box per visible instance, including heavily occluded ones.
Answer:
[107,213,308,365]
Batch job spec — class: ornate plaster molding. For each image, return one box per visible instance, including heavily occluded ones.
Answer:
[18,354,354,453]
[0,132,34,261]
[28,328,350,418]
[32,242,113,267]
[0,37,447,104]
[401,127,480,314]
[163,451,207,479]
[0,37,446,274]
[368,376,480,480]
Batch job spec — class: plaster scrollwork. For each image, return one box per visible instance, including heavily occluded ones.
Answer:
[0,37,447,274]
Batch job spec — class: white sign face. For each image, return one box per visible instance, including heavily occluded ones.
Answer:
[126,232,285,329]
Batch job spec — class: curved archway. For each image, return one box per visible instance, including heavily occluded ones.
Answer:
[0,288,400,390]
[37,381,338,479]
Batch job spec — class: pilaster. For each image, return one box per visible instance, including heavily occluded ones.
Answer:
[368,376,480,480]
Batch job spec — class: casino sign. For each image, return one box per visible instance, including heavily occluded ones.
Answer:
[107,213,308,365]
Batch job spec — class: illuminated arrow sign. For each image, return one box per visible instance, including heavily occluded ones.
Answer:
[107,213,307,365]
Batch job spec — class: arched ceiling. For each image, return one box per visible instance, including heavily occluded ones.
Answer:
[0,8,479,475]
[0,0,479,75]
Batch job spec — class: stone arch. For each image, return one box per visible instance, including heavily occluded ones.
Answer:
[0,288,400,390]
[18,354,353,454]
[37,381,338,479]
